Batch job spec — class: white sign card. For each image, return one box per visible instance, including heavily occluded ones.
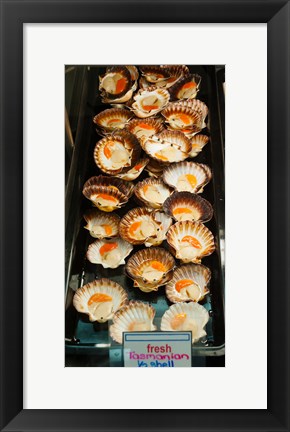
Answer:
[123,332,192,367]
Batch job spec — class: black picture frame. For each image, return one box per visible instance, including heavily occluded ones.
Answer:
[0,0,289,431]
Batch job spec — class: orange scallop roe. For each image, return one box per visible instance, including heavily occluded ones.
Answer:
[138,122,155,130]
[104,143,113,159]
[185,174,197,188]
[88,293,113,305]
[175,279,194,292]
[101,224,113,235]
[173,207,192,215]
[107,118,121,125]
[142,105,159,111]
[155,153,168,161]
[99,242,118,255]
[150,260,166,272]
[182,82,197,90]
[116,77,127,94]
[129,221,142,236]
[182,235,202,249]
[175,113,192,125]
[96,193,117,203]
[134,163,144,171]
[171,313,187,330]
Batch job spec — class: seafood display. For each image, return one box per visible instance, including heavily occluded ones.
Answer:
[70,65,223,355]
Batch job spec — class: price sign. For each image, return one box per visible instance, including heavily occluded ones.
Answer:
[123,332,192,367]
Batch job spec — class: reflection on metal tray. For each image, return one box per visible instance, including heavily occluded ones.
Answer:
[65,65,225,366]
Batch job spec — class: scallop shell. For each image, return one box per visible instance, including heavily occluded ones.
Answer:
[134,177,173,209]
[113,157,149,181]
[169,74,201,100]
[99,66,132,101]
[131,87,170,118]
[144,211,173,247]
[83,209,120,238]
[73,278,128,322]
[83,175,134,198]
[126,247,175,292]
[176,99,208,128]
[189,134,209,157]
[166,221,215,264]
[125,65,139,81]
[126,117,164,140]
[110,301,157,344]
[162,161,212,194]
[87,237,133,269]
[82,185,127,212]
[161,302,209,343]
[119,207,161,245]
[163,192,213,223]
[139,65,171,83]
[165,264,211,303]
[93,108,133,134]
[141,130,191,163]
[93,130,141,175]
[161,104,202,132]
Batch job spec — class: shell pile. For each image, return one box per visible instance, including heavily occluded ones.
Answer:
[75,65,217,345]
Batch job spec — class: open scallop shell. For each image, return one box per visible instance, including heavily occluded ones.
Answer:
[126,117,164,140]
[176,99,208,128]
[110,301,157,344]
[134,177,173,209]
[165,264,211,303]
[119,207,161,245]
[157,65,190,88]
[161,104,202,132]
[189,134,209,157]
[113,157,149,181]
[94,130,141,175]
[83,209,120,238]
[87,237,133,269]
[99,66,132,101]
[163,192,213,223]
[144,211,173,247]
[126,247,175,292]
[140,130,191,163]
[131,87,170,118]
[73,278,128,322]
[93,108,133,134]
[169,74,201,100]
[163,161,212,193]
[145,157,167,178]
[166,221,215,264]
[161,302,209,343]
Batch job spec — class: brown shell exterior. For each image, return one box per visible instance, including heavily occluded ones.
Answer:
[163,192,213,223]
[145,157,167,177]
[139,65,171,82]
[93,131,141,175]
[134,177,173,209]
[82,185,128,209]
[83,209,120,238]
[100,66,132,99]
[83,175,134,198]
[176,99,208,120]
[119,207,160,245]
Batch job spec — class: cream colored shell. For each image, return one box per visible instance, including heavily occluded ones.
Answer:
[140,130,191,163]
[86,238,133,268]
[189,134,209,158]
[131,87,170,118]
[126,118,164,140]
[93,108,133,134]
[119,207,161,245]
[166,221,215,264]
[73,278,128,322]
[110,301,157,344]
[161,302,209,343]
[165,264,211,303]
[144,211,173,247]
[113,158,149,181]
[163,191,213,223]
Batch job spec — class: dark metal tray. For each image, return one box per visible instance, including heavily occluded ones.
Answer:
[65,65,225,367]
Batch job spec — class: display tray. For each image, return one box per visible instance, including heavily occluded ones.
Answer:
[65,65,225,366]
